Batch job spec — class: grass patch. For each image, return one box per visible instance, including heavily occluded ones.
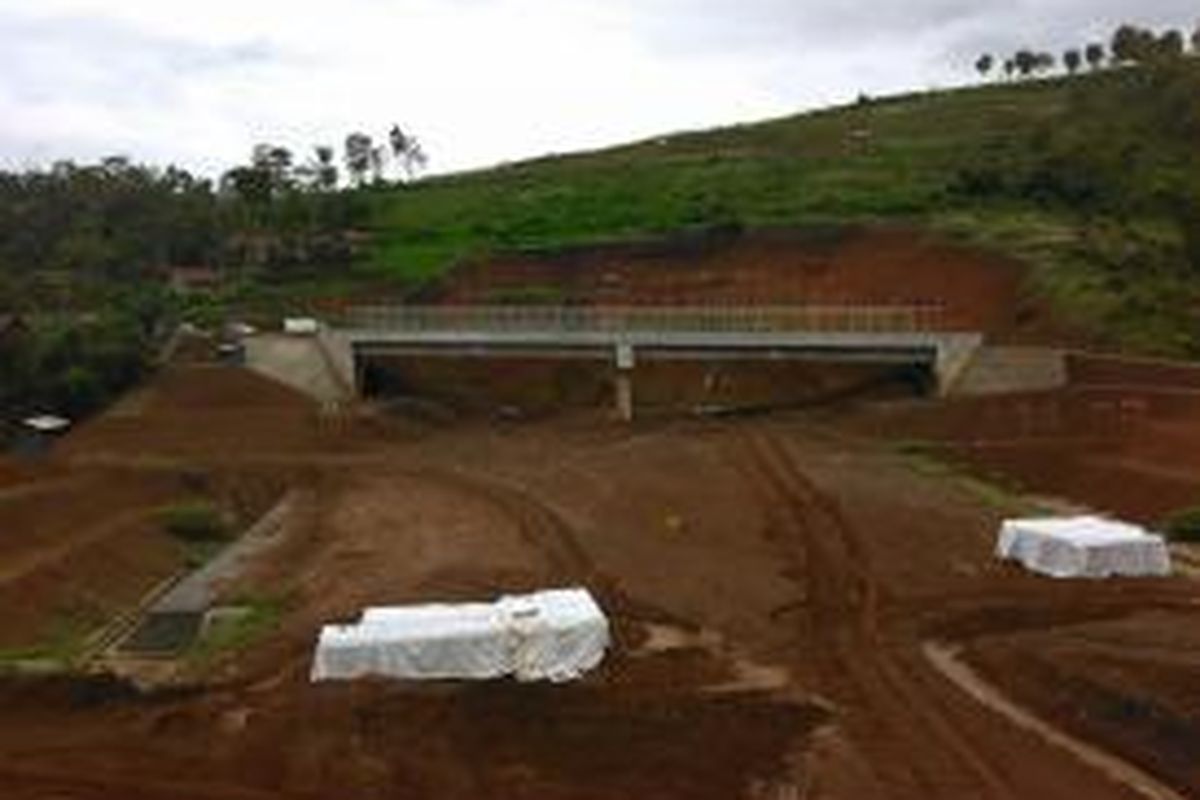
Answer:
[1162,506,1200,543]
[180,538,227,570]
[360,79,1077,286]
[159,501,230,543]
[0,612,97,672]
[185,594,286,668]
[931,210,1198,356]
[892,440,1030,513]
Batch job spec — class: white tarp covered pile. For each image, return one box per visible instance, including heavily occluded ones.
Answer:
[311,588,609,683]
[997,516,1171,579]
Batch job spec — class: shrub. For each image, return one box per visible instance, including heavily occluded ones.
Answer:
[160,501,229,542]
[1162,506,1200,542]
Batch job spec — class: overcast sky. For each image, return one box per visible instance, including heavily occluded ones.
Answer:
[0,1,1196,177]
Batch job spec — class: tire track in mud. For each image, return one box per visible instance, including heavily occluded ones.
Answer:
[394,466,665,627]
[401,467,597,582]
[725,426,1200,799]
[727,428,1019,799]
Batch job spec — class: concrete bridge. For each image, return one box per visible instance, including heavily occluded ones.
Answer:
[319,305,983,419]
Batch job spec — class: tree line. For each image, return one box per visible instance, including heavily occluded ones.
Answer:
[0,122,427,302]
[0,124,427,425]
[975,22,1200,81]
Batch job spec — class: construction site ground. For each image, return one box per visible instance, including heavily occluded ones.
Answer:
[0,362,1194,799]
[2,230,1200,799]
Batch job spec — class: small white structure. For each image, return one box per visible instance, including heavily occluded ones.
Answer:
[997,516,1171,579]
[22,415,71,434]
[283,317,320,336]
[311,589,609,683]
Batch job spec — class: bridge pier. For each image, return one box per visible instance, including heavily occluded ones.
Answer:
[615,344,636,422]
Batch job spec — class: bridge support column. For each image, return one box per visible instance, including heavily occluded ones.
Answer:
[615,343,636,422]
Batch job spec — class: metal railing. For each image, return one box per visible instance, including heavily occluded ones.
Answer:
[338,304,946,335]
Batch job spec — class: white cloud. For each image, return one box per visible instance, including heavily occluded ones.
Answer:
[0,0,1195,176]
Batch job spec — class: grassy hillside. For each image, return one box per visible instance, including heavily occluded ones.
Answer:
[363,73,1197,355]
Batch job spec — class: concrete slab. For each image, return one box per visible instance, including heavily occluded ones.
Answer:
[244,335,349,404]
[119,492,297,655]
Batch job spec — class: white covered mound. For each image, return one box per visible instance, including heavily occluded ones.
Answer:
[311,588,609,683]
[997,516,1171,579]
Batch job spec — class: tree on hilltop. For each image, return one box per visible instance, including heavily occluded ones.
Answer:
[344,133,374,188]
[1014,49,1038,77]
[1064,48,1082,75]
[388,125,429,182]
[313,146,338,192]
[1112,24,1157,64]
[1157,29,1185,59]
[294,146,338,192]
[251,144,294,196]
[975,54,994,80]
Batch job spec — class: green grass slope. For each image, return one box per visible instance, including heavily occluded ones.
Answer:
[363,75,1195,355]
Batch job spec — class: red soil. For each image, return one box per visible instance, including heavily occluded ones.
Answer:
[0,471,184,648]
[1,404,1197,799]
[62,366,374,463]
[0,369,309,652]
[967,609,1200,792]
[438,227,1026,334]
[849,353,1200,524]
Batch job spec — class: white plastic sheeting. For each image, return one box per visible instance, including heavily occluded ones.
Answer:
[311,589,609,683]
[997,516,1171,579]
[283,317,320,335]
[22,415,70,433]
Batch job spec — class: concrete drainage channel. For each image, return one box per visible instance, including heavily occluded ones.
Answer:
[103,491,299,661]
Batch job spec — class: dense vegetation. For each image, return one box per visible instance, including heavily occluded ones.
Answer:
[0,126,419,420]
[0,293,165,422]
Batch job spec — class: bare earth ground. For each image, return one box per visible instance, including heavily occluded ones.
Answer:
[437,227,1029,335]
[0,364,1198,799]
[1,234,1199,799]
[848,353,1200,524]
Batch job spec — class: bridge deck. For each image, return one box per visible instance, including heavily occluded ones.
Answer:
[340,304,948,335]
[323,305,984,397]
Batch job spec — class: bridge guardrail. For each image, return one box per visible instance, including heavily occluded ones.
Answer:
[337,304,946,335]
